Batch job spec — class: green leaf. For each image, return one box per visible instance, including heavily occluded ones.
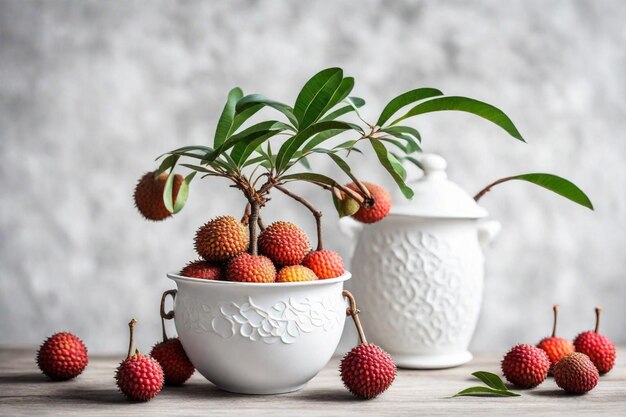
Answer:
[154,154,180,176]
[294,68,343,127]
[320,97,366,121]
[391,96,524,142]
[158,145,213,161]
[487,173,594,210]
[404,155,424,170]
[230,129,282,167]
[369,138,414,198]
[206,121,283,162]
[302,129,348,153]
[229,103,264,136]
[377,88,444,127]
[170,172,196,213]
[319,77,354,119]
[299,156,311,170]
[214,87,243,148]
[452,386,520,397]
[180,163,218,174]
[308,149,359,183]
[236,94,298,127]
[242,155,270,168]
[471,372,508,391]
[281,172,342,188]
[275,121,352,172]
[381,125,421,142]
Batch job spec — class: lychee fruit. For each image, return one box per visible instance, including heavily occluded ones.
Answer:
[36,332,88,381]
[194,216,249,263]
[537,305,575,372]
[115,319,164,401]
[226,253,276,283]
[133,171,183,221]
[302,250,345,279]
[345,182,391,224]
[339,197,360,217]
[276,265,318,283]
[340,290,396,399]
[573,307,616,374]
[150,338,195,386]
[501,344,550,388]
[258,221,310,266]
[553,352,599,394]
[179,260,223,280]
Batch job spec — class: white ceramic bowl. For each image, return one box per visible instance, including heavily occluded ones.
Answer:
[165,272,351,394]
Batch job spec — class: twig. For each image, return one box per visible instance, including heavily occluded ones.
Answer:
[248,200,260,255]
[241,202,251,225]
[275,184,324,251]
[474,177,514,201]
[257,216,266,231]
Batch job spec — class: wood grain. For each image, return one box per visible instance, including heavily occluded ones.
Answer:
[0,348,624,416]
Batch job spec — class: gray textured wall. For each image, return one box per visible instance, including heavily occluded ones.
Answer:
[1,0,625,354]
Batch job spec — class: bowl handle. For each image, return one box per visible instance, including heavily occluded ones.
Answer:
[160,289,177,341]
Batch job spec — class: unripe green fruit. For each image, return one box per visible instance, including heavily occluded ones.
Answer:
[341,198,360,217]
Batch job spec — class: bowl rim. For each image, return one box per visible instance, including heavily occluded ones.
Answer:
[167,271,351,287]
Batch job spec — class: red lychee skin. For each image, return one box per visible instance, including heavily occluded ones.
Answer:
[150,338,195,386]
[346,182,391,224]
[115,354,164,401]
[133,171,183,221]
[302,250,345,279]
[573,331,616,374]
[37,332,88,381]
[553,352,599,394]
[537,336,575,373]
[226,253,276,283]
[501,344,550,388]
[258,221,310,266]
[179,260,223,280]
[340,343,397,399]
[194,216,249,263]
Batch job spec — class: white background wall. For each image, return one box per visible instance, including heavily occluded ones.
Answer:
[1,0,624,354]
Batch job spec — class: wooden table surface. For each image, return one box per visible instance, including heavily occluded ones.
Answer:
[1,348,624,416]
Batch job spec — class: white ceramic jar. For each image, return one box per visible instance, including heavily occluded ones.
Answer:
[341,154,500,369]
[165,272,351,394]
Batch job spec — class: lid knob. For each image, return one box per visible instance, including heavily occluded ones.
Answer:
[420,154,447,179]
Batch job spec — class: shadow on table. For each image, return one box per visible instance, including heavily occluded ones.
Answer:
[528,389,571,398]
[0,373,51,384]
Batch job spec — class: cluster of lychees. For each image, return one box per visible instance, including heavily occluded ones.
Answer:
[501,306,616,394]
[164,181,391,284]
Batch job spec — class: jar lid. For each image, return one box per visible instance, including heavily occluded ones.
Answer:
[390,154,488,219]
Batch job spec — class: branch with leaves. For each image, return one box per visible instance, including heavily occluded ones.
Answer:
[153,67,592,252]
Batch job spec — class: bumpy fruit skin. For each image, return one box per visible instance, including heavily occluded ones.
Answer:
[115,354,164,401]
[133,171,183,221]
[194,216,249,263]
[553,352,599,394]
[276,265,318,282]
[226,253,276,283]
[179,260,222,280]
[302,250,345,279]
[36,332,88,380]
[501,344,550,388]
[573,331,616,374]
[258,221,309,266]
[340,343,397,399]
[537,336,575,372]
[150,338,195,386]
[346,182,391,224]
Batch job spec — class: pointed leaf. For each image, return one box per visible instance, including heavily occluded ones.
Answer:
[453,386,520,397]
[229,103,264,136]
[214,87,243,148]
[377,88,444,126]
[486,174,593,210]
[155,154,180,176]
[230,129,282,167]
[319,77,354,118]
[369,138,413,199]
[381,125,421,142]
[302,129,348,152]
[299,71,343,129]
[320,97,366,121]
[391,96,524,142]
[471,372,508,391]
[294,68,342,125]
[275,121,352,172]
[235,94,298,127]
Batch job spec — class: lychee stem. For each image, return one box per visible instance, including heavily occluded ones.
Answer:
[248,200,260,255]
[127,319,137,359]
[551,304,559,338]
[257,215,266,231]
[594,307,602,333]
[275,184,324,250]
[343,290,368,345]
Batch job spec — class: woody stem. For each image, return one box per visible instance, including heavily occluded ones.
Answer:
[248,200,260,255]
[275,184,324,251]
[595,307,602,333]
[551,304,558,338]
[343,290,367,344]
[127,319,137,359]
